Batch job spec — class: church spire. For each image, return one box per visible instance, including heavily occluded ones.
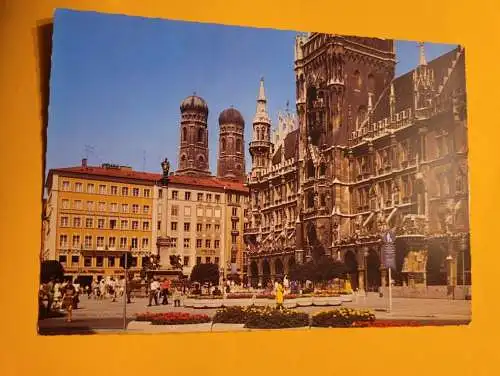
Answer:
[418,42,427,66]
[258,77,266,101]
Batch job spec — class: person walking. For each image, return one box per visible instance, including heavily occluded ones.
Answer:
[147,278,160,306]
[61,281,76,323]
[275,281,284,310]
[161,279,170,305]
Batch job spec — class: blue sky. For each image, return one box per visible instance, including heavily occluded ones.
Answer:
[47,9,458,176]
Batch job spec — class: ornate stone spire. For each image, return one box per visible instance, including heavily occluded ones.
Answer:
[418,42,427,66]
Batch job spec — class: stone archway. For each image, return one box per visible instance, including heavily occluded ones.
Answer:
[274,258,284,280]
[288,257,296,273]
[426,242,447,285]
[262,259,271,287]
[250,261,259,287]
[344,250,358,290]
[366,249,381,292]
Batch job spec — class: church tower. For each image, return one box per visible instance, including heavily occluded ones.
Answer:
[217,107,246,182]
[249,78,272,175]
[177,94,211,176]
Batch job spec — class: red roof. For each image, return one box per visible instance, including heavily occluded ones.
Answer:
[47,165,248,193]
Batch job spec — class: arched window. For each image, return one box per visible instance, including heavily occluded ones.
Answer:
[198,155,204,163]
[367,74,375,94]
[182,127,187,142]
[319,162,327,177]
[307,160,315,179]
[198,128,203,143]
[222,138,226,152]
[356,105,367,129]
[181,154,187,162]
[236,139,241,153]
[353,70,361,91]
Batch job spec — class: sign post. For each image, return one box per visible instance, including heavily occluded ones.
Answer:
[381,230,396,314]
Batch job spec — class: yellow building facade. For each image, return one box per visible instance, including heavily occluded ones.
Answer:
[44,160,157,284]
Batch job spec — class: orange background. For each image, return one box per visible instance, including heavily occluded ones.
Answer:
[0,0,499,375]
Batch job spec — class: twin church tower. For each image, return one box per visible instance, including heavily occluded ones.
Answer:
[176,78,271,182]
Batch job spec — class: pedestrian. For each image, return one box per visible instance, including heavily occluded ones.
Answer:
[53,280,62,310]
[172,287,181,307]
[148,278,160,306]
[161,279,170,305]
[275,281,284,310]
[61,281,76,323]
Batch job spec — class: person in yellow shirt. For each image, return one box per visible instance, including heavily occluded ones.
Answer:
[275,281,284,310]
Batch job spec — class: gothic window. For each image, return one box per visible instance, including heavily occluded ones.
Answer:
[352,70,361,91]
[198,128,203,142]
[307,159,315,179]
[307,190,314,208]
[222,138,226,152]
[236,164,241,171]
[356,105,367,129]
[198,155,204,164]
[456,172,465,193]
[367,74,375,94]
[182,127,187,142]
[236,139,241,153]
[319,162,327,177]
[181,154,187,163]
[320,194,326,207]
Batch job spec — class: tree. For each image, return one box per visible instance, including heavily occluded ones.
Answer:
[40,260,64,283]
[190,263,220,285]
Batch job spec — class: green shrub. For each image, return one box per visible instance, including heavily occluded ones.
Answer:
[244,307,310,329]
[311,308,375,328]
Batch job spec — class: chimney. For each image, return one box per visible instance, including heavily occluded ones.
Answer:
[82,158,88,167]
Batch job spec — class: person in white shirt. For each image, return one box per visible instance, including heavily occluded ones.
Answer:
[148,279,160,306]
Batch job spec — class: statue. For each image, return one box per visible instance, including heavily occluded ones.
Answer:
[161,158,170,178]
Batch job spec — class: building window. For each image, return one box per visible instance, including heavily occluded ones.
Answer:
[72,235,80,248]
[110,219,117,229]
[183,256,189,267]
[143,205,150,214]
[122,187,129,196]
[184,238,190,248]
[232,221,237,230]
[232,207,238,217]
[196,257,202,265]
[228,194,233,203]
[206,194,212,202]
[171,222,177,231]
[98,202,105,211]
[143,221,150,231]
[132,188,139,197]
[197,223,203,232]
[131,238,138,249]
[58,255,67,265]
[205,240,211,248]
[131,257,138,268]
[87,184,95,193]
[111,186,118,195]
[215,224,220,232]
[96,236,104,248]
[184,206,191,216]
[214,240,220,249]
[197,193,203,201]
[120,237,127,249]
[207,208,213,217]
[75,200,82,210]
[108,256,115,267]
[59,235,68,248]
[157,221,161,230]
[144,189,150,198]
[205,257,211,263]
[171,206,178,216]
[122,204,129,213]
[197,207,204,217]
[132,221,139,230]
[73,217,81,228]
[62,199,69,209]
[206,223,212,231]
[215,194,220,203]
[62,181,70,191]
[121,220,128,229]
[84,256,92,267]
[131,204,139,214]
[96,256,103,267]
[215,257,219,264]
[184,222,190,232]
[184,192,191,201]
[87,201,94,211]
[111,203,118,212]
[170,238,177,248]
[61,216,69,227]
[85,218,93,228]
[213,208,220,218]
[97,218,105,229]
[232,235,237,244]
[109,237,116,248]
[196,239,202,248]
[75,182,83,192]
[172,191,178,200]
[159,189,163,199]
[99,185,106,194]
[142,238,149,249]
[84,236,92,248]
[71,255,79,266]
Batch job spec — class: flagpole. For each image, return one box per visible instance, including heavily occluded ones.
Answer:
[388,267,392,313]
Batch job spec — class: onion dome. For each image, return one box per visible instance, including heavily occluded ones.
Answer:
[218,107,245,127]
[180,94,208,114]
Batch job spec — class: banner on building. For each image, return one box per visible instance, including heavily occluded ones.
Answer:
[381,230,396,271]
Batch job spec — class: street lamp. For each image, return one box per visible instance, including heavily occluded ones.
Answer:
[364,249,369,293]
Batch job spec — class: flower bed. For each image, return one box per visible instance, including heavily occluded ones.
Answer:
[311,308,375,328]
[226,293,254,299]
[187,295,224,299]
[136,312,211,325]
[212,306,309,329]
[212,306,250,324]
